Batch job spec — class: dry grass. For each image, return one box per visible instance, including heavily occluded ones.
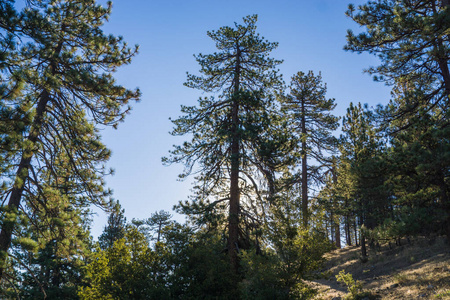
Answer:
[307,237,450,300]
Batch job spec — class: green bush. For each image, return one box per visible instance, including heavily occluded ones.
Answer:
[336,270,363,299]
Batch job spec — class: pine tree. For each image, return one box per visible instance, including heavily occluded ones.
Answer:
[387,108,450,240]
[4,142,96,298]
[17,229,91,299]
[98,201,126,250]
[164,15,283,273]
[0,0,140,280]
[264,179,333,297]
[317,157,342,248]
[280,71,339,227]
[346,0,450,242]
[132,210,172,243]
[345,0,450,126]
[79,226,169,299]
[339,103,390,259]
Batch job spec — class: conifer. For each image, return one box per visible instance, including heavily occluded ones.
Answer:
[165,15,282,273]
[0,0,140,280]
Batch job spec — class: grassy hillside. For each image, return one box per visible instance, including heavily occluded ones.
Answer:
[308,237,450,300]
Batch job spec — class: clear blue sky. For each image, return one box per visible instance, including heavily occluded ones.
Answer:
[91,0,392,238]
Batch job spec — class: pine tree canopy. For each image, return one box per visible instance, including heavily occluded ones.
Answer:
[345,0,450,124]
[0,0,140,281]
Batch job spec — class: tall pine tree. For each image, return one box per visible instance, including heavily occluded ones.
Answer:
[164,15,282,273]
[280,71,339,227]
[0,0,140,280]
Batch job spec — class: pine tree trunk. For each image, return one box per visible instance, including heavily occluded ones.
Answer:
[229,105,240,272]
[436,44,450,96]
[301,98,308,227]
[360,233,368,262]
[334,218,341,249]
[345,216,352,246]
[157,223,161,243]
[435,1,450,244]
[434,1,450,95]
[228,47,241,273]
[0,90,51,280]
[330,211,335,243]
[331,166,341,248]
[359,215,368,262]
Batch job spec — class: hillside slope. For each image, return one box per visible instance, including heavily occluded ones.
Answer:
[308,237,450,299]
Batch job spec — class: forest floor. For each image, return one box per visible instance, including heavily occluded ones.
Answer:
[307,236,450,300]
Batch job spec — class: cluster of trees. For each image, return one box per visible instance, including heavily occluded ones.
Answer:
[0,0,448,299]
[319,0,450,261]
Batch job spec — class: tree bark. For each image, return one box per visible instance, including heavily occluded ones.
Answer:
[334,219,341,249]
[360,233,368,262]
[228,45,241,273]
[359,215,367,262]
[434,0,450,96]
[330,211,335,243]
[332,165,341,248]
[157,223,161,243]
[436,39,450,97]
[345,215,352,246]
[301,97,308,227]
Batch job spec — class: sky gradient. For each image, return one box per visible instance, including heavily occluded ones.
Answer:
[91,0,392,238]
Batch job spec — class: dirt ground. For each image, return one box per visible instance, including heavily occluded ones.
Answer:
[307,237,450,300]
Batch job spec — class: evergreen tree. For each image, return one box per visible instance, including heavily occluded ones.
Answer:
[317,157,342,248]
[147,210,172,243]
[80,221,241,300]
[263,183,332,298]
[280,71,339,227]
[387,108,450,239]
[346,0,450,242]
[132,210,172,243]
[98,201,126,250]
[338,103,390,259]
[79,226,169,300]
[164,15,283,272]
[345,0,450,125]
[3,131,100,297]
[18,233,90,299]
[0,0,140,281]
